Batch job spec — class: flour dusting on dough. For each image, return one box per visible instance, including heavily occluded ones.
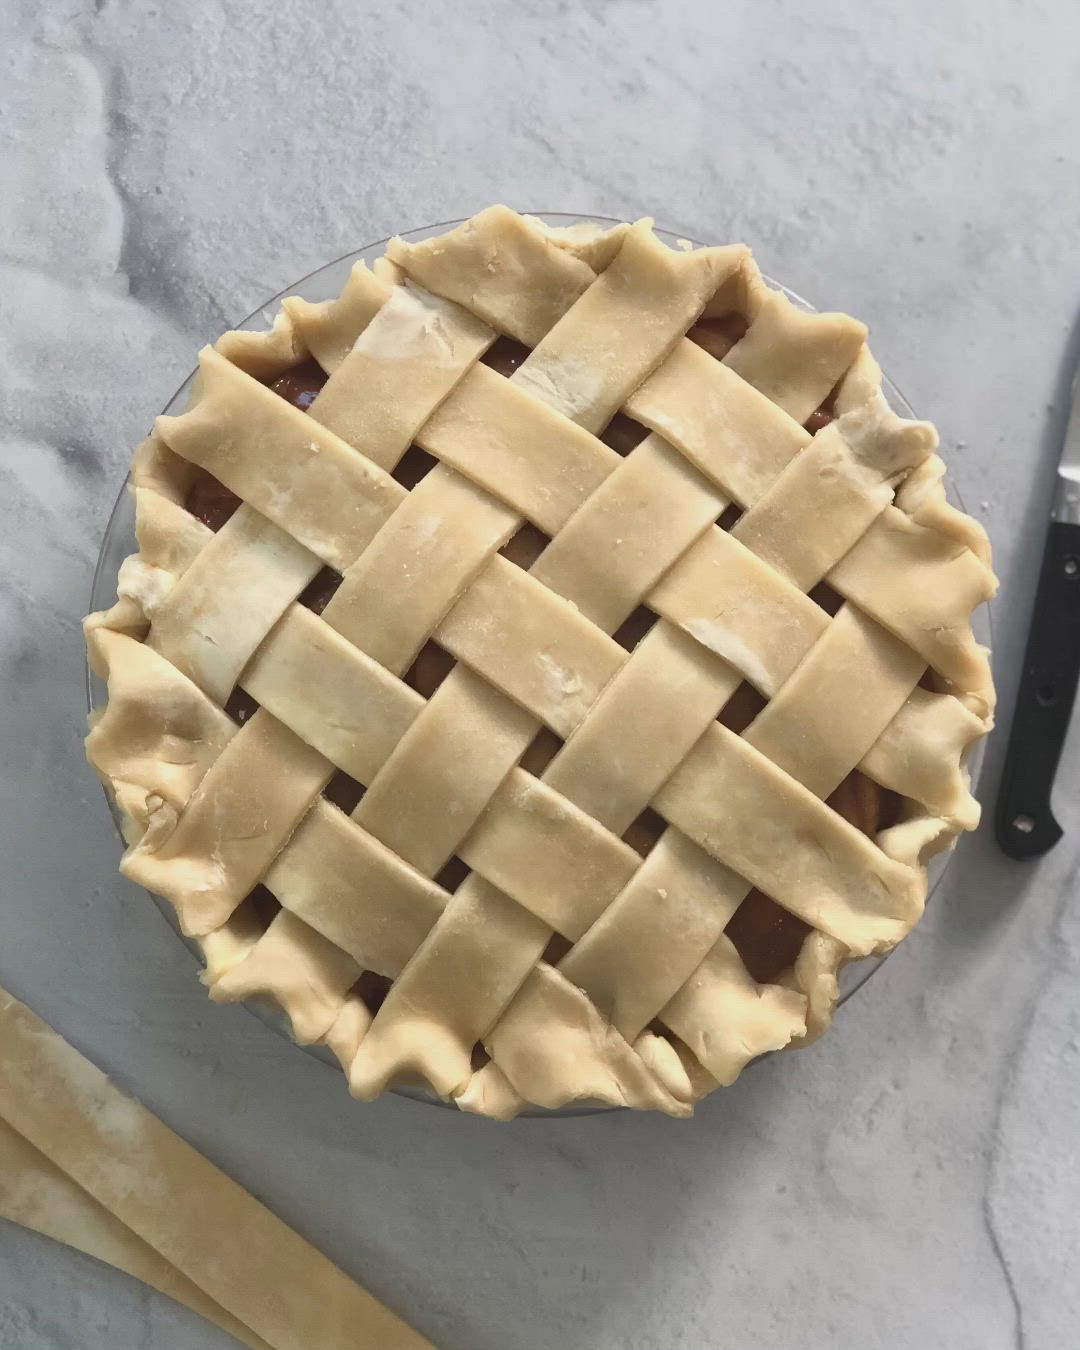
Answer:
[537,651,583,701]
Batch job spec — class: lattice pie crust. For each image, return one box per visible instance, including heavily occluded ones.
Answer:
[85,208,996,1118]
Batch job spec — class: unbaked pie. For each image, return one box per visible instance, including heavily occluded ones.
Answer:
[85,207,996,1118]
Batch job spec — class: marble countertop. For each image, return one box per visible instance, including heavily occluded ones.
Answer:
[2,1,1078,1346]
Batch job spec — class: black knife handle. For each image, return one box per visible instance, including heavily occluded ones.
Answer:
[996,518,1080,858]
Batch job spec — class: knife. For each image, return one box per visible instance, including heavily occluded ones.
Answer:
[996,364,1080,859]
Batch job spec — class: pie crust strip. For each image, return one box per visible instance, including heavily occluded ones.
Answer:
[0,986,434,1350]
[0,1117,273,1350]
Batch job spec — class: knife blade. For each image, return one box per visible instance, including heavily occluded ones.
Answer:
[995,361,1080,858]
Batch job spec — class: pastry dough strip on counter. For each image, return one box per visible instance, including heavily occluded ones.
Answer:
[0,985,435,1350]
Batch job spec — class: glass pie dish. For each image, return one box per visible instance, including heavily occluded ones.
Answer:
[86,214,992,1114]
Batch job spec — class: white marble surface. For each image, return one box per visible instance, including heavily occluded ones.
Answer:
[1,1,1078,1346]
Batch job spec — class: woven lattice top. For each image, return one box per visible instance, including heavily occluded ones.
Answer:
[86,208,996,1118]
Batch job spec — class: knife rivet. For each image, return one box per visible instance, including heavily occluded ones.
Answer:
[1012,814,1036,834]
[1064,556,1078,578]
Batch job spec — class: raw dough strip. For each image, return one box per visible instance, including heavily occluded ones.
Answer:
[722,287,868,423]
[86,627,237,838]
[384,205,612,347]
[527,430,727,631]
[354,663,537,878]
[122,708,335,937]
[158,348,406,569]
[623,337,812,504]
[319,464,520,673]
[0,1118,273,1350]
[647,524,831,695]
[728,404,927,590]
[279,260,399,373]
[145,503,323,705]
[418,361,619,536]
[507,221,745,435]
[655,723,922,953]
[434,555,624,738]
[0,987,434,1350]
[211,254,407,383]
[265,801,446,979]
[308,281,496,466]
[829,456,996,709]
[242,603,425,784]
[458,770,643,936]
[209,909,362,1047]
[742,603,927,800]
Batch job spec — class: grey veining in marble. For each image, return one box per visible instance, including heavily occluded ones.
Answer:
[2,1,1079,1347]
